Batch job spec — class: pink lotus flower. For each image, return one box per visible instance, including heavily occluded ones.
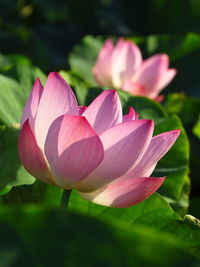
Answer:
[93,38,176,101]
[19,72,180,207]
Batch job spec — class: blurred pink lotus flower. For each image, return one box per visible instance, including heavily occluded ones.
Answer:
[19,72,180,207]
[93,38,176,101]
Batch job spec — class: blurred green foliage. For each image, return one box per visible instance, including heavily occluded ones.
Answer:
[1,0,200,90]
[0,205,199,267]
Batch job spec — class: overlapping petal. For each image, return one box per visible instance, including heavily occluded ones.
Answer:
[132,54,176,98]
[111,38,142,88]
[45,115,104,189]
[76,119,154,192]
[92,39,114,86]
[124,129,181,178]
[19,70,180,208]
[34,72,78,151]
[18,120,54,185]
[79,176,165,207]
[20,78,43,131]
[93,39,176,100]
[83,90,122,135]
[123,107,139,122]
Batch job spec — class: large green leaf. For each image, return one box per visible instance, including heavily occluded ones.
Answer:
[1,181,62,207]
[68,35,104,86]
[0,205,198,266]
[165,93,200,195]
[193,115,200,139]
[69,192,180,228]
[0,125,35,195]
[165,93,200,125]
[0,75,24,124]
[0,55,47,124]
[71,191,200,257]
[154,116,189,201]
[145,33,200,61]
[118,90,167,122]
[69,191,200,258]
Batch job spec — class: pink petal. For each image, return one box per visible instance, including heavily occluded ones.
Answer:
[154,94,165,102]
[20,78,43,131]
[83,90,123,135]
[78,106,87,115]
[92,39,114,86]
[34,72,78,151]
[122,80,146,96]
[124,129,181,178]
[76,119,154,192]
[123,106,139,122]
[79,176,165,207]
[18,120,55,185]
[111,38,142,88]
[132,54,176,98]
[155,69,177,93]
[44,115,104,189]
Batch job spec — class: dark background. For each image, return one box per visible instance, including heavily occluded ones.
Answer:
[0,0,200,72]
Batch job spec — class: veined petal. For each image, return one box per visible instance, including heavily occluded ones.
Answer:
[76,119,154,192]
[79,176,165,207]
[34,72,78,151]
[44,115,104,189]
[92,39,114,86]
[20,78,43,131]
[123,106,139,122]
[83,90,123,135]
[111,38,142,88]
[18,120,55,185]
[124,129,181,178]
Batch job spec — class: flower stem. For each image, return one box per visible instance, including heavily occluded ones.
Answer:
[60,189,72,208]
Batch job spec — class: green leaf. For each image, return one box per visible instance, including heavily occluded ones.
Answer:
[12,56,47,99]
[118,90,167,122]
[165,93,200,125]
[0,221,33,267]
[69,192,180,228]
[69,191,200,258]
[193,115,200,139]
[165,214,200,257]
[153,115,189,204]
[0,55,47,124]
[165,93,200,192]
[0,205,198,266]
[0,75,24,124]
[1,181,62,207]
[146,33,200,61]
[0,54,13,71]
[68,35,104,86]
[0,125,35,195]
